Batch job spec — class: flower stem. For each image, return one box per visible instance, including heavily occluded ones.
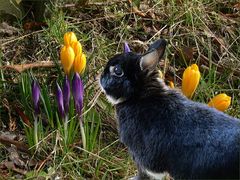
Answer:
[64,116,68,145]
[34,115,38,149]
[79,115,86,149]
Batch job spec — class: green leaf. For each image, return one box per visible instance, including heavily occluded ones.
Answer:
[0,0,22,19]
[133,0,141,8]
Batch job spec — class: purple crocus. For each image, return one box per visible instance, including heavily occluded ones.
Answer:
[56,83,65,119]
[63,76,70,114]
[124,42,131,53]
[32,80,40,115]
[72,73,84,116]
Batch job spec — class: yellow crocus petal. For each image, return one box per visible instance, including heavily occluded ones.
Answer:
[216,101,230,112]
[182,68,192,94]
[158,70,163,79]
[63,32,78,46]
[208,93,231,111]
[72,41,82,56]
[60,45,75,75]
[191,64,199,71]
[74,53,86,74]
[169,81,174,88]
[181,64,201,98]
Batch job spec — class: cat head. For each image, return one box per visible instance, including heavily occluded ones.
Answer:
[100,39,167,105]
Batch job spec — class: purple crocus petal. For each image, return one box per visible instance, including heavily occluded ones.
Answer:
[31,80,40,115]
[56,83,65,119]
[63,76,70,114]
[124,42,131,53]
[72,73,84,116]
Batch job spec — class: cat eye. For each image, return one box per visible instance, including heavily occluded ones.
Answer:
[109,65,124,77]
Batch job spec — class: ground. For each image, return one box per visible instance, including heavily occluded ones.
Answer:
[0,0,240,179]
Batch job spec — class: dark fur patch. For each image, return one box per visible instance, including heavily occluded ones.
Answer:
[116,75,240,179]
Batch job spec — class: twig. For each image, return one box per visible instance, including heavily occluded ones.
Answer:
[0,61,55,73]
[59,0,128,7]
[36,152,52,172]
[0,136,29,154]
[1,30,45,47]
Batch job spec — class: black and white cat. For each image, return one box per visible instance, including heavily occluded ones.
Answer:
[100,39,240,179]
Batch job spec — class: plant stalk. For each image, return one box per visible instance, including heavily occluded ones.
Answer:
[64,116,68,145]
[79,115,86,149]
[34,115,38,149]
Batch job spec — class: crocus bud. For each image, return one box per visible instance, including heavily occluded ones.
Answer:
[72,73,84,116]
[56,83,65,118]
[124,42,131,53]
[208,93,231,112]
[60,45,75,75]
[158,70,163,79]
[72,41,82,56]
[63,76,70,114]
[73,53,86,74]
[64,32,78,46]
[182,64,201,98]
[169,81,174,88]
[32,80,41,115]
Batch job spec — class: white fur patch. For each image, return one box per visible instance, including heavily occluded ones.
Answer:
[109,66,114,74]
[99,79,125,105]
[106,95,125,105]
[156,77,169,91]
[145,170,167,180]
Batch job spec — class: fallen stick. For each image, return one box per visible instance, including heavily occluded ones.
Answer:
[0,61,55,73]
[0,135,30,154]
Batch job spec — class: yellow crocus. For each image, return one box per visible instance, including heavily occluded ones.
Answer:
[182,64,201,98]
[158,70,163,79]
[169,81,174,88]
[74,53,86,74]
[60,45,75,75]
[64,32,78,46]
[72,41,82,56]
[208,93,231,112]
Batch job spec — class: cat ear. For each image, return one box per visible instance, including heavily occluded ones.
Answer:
[139,39,167,71]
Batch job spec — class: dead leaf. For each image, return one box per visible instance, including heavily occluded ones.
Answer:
[2,98,16,131]
[0,61,55,73]
[0,162,10,178]
[23,21,48,31]
[14,106,32,128]
[234,3,240,11]
[175,47,196,65]
[0,134,29,153]
[2,161,27,175]
[27,159,38,167]
[128,0,146,17]
[0,132,17,141]
[8,146,25,168]
[0,22,19,36]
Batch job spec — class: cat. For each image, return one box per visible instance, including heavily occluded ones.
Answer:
[100,39,240,179]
